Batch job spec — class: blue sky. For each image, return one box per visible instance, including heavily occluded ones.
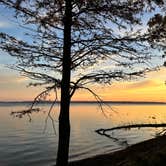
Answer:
[0,3,166,101]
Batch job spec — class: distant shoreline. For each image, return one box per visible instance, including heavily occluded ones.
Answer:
[0,101,166,105]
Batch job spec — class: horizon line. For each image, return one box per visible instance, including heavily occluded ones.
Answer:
[0,100,166,104]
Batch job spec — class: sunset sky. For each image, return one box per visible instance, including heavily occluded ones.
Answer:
[1,55,166,102]
[0,5,166,102]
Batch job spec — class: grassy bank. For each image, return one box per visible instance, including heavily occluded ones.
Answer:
[69,135,166,166]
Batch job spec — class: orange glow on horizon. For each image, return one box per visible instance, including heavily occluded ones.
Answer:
[0,68,166,102]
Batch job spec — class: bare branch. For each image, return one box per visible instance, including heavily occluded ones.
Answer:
[43,89,58,135]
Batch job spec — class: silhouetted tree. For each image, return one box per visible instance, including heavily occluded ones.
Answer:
[0,0,166,166]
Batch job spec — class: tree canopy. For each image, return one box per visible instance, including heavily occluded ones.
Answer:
[0,0,165,99]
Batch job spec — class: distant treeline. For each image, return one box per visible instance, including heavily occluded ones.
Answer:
[0,101,166,105]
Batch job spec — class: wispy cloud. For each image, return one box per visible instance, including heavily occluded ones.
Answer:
[16,76,29,83]
[0,21,11,28]
[125,80,161,89]
[0,75,29,84]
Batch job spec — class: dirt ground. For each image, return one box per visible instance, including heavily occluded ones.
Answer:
[69,135,166,166]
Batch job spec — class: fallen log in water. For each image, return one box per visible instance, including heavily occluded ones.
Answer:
[95,123,166,139]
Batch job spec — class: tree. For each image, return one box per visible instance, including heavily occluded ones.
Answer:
[0,0,165,166]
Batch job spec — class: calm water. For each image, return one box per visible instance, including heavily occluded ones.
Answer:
[1,103,166,166]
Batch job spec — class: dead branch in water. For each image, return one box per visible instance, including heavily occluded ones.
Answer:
[95,123,166,137]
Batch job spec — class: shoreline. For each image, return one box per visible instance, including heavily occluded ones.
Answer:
[69,135,166,166]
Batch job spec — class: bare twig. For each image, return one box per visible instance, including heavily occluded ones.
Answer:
[43,88,58,135]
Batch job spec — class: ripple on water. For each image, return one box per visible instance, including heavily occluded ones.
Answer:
[1,103,166,165]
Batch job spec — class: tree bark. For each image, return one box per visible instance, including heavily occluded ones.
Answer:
[56,0,72,166]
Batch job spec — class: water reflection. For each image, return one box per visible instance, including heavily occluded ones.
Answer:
[0,103,166,165]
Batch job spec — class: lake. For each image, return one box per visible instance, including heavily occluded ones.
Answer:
[1,102,166,166]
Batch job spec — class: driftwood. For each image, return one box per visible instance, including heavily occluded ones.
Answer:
[96,123,166,134]
[95,123,166,145]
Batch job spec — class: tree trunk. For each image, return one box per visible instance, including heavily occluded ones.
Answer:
[56,1,72,166]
